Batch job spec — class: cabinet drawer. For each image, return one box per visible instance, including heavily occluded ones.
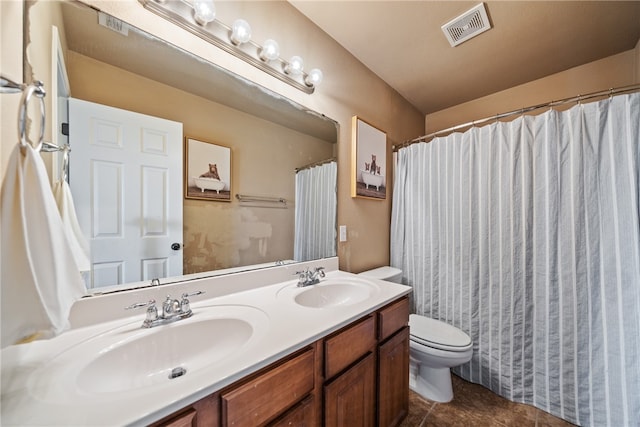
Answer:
[222,348,315,426]
[324,315,376,379]
[378,297,409,341]
[268,395,315,427]
[151,393,220,427]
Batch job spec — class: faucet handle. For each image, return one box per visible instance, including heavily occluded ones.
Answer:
[180,290,205,313]
[181,290,205,300]
[125,299,158,327]
[125,299,156,310]
[314,266,325,278]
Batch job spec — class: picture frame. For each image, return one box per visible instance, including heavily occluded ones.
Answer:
[351,116,387,200]
[184,137,232,201]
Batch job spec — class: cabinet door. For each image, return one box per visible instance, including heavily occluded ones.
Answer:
[324,353,375,427]
[378,327,409,427]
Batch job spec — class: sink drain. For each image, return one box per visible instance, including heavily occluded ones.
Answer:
[169,367,187,379]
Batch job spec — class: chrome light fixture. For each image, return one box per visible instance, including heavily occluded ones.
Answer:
[139,0,323,94]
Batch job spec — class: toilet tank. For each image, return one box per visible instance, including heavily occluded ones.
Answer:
[358,266,402,283]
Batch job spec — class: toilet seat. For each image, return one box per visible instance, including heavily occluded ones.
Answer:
[409,314,472,352]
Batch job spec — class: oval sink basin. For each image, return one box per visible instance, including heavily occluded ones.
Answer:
[77,317,252,394]
[28,305,269,399]
[279,278,379,309]
[295,283,370,308]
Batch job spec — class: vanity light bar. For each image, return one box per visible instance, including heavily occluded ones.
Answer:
[139,0,321,94]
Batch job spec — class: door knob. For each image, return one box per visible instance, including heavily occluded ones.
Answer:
[171,243,181,250]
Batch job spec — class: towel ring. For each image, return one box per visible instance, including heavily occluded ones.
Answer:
[18,81,46,152]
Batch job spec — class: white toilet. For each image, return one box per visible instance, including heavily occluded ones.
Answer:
[358,266,473,403]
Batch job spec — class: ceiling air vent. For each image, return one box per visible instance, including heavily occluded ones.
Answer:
[441,3,491,47]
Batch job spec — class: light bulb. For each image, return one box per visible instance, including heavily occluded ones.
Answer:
[230,19,252,45]
[259,39,280,61]
[284,56,304,75]
[305,68,323,87]
[193,0,215,25]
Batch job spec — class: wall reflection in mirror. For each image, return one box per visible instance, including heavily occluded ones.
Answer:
[26,0,338,294]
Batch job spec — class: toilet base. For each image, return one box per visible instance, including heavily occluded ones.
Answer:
[409,362,454,403]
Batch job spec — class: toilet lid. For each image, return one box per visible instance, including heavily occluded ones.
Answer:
[409,315,472,351]
[358,266,402,281]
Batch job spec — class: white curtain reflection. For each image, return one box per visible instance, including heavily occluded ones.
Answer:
[294,161,337,261]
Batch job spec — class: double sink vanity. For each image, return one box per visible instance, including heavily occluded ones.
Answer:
[1,258,411,426]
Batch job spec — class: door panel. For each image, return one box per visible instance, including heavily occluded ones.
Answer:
[69,98,183,288]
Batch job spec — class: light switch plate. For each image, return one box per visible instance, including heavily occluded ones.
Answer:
[339,225,347,242]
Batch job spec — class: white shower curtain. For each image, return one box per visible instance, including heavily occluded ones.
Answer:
[294,161,337,261]
[391,93,640,426]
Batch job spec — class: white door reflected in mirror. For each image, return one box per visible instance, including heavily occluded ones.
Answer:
[69,98,183,288]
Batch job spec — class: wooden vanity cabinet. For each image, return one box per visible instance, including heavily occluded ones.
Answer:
[151,295,410,427]
[323,315,377,426]
[324,315,376,379]
[378,327,409,427]
[221,347,316,427]
[377,297,410,427]
[324,353,376,426]
[378,297,410,342]
[151,347,315,427]
[268,395,315,427]
[150,393,220,427]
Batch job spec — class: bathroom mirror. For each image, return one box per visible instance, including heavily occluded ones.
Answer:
[26,0,338,294]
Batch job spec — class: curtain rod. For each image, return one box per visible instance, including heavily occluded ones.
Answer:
[394,83,640,151]
[295,157,336,172]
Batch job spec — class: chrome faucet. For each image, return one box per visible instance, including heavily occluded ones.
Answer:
[295,266,325,287]
[125,291,205,328]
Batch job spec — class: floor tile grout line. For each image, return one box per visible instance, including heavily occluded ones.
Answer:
[419,401,437,426]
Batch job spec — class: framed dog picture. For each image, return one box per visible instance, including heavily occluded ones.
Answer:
[184,137,232,201]
[351,116,387,200]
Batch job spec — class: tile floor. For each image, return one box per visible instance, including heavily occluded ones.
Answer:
[400,375,577,427]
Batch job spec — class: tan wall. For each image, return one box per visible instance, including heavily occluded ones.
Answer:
[426,49,639,134]
[8,0,640,277]
[22,0,70,178]
[1,0,24,176]
[68,52,335,272]
[18,0,425,275]
[0,0,24,284]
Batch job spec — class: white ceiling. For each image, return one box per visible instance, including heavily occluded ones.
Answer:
[290,1,640,115]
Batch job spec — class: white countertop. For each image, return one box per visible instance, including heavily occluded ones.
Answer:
[1,265,410,426]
